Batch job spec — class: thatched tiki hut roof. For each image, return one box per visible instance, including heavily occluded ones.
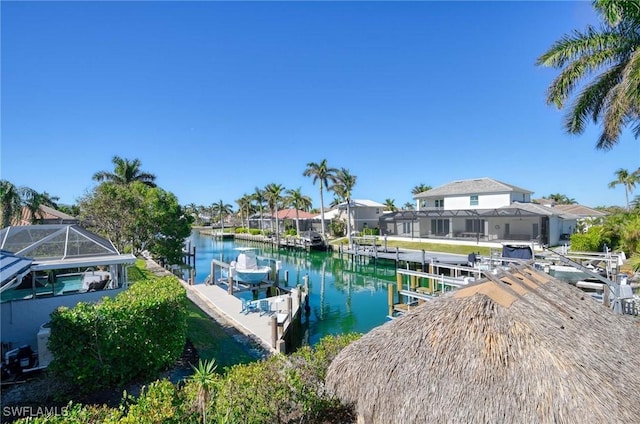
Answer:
[326,264,640,424]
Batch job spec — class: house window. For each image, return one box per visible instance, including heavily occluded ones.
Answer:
[420,200,426,208]
[431,219,449,235]
[470,195,478,206]
[465,219,485,233]
[376,208,380,214]
[435,199,445,208]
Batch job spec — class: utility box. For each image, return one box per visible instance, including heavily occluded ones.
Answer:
[37,322,52,368]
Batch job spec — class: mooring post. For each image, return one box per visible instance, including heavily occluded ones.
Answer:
[287,293,293,323]
[227,269,233,294]
[396,272,403,304]
[388,283,394,317]
[210,261,215,285]
[283,270,289,286]
[303,275,309,295]
[271,315,278,348]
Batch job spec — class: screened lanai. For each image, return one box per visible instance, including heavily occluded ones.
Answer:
[0,224,136,302]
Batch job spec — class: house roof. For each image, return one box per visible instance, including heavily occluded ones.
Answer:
[510,201,580,219]
[326,265,640,423]
[414,178,533,199]
[0,225,135,271]
[336,199,386,209]
[13,205,77,226]
[275,209,316,219]
[381,205,549,221]
[550,204,608,218]
[0,250,33,288]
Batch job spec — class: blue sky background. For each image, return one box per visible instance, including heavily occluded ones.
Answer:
[2,1,639,210]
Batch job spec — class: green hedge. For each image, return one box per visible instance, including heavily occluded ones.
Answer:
[48,276,188,393]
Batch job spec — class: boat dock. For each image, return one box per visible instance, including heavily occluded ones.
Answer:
[337,243,469,269]
[187,280,307,354]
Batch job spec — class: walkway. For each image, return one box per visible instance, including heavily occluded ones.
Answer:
[144,254,302,354]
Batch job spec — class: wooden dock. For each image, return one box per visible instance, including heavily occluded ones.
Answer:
[336,244,469,269]
[227,233,329,251]
[186,281,306,354]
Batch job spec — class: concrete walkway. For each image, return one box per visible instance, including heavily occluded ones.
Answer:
[188,282,302,354]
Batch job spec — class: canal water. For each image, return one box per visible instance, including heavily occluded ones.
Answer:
[188,230,396,346]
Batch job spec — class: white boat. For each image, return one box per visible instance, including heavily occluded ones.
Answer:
[228,248,272,284]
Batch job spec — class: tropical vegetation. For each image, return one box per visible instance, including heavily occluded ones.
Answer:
[537,0,640,150]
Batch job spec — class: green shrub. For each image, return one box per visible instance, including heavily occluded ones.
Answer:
[48,276,188,393]
[570,227,604,251]
[119,380,187,424]
[248,228,262,236]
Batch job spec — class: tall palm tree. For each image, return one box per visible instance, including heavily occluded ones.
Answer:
[537,0,640,150]
[331,168,357,246]
[384,198,397,212]
[0,180,41,227]
[285,187,313,236]
[210,200,233,234]
[263,183,284,238]
[251,186,266,233]
[92,155,157,187]
[235,194,254,230]
[608,167,640,209]
[303,159,337,240]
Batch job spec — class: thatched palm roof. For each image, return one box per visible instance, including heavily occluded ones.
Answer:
[326,265,640,424]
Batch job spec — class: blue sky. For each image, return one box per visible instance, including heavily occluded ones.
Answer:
[2,1,639,210]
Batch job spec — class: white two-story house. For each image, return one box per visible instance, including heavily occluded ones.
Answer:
[378,178,578,246]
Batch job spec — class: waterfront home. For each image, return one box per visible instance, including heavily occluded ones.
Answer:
[0,224,136,356]
[379,178,578,246]
[317,199,386,234]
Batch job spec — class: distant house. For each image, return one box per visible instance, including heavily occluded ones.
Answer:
[379,177,579,246]
[317,199,386,233]
[534,201,608,233]
[12,204,78,226]
[249,209,316,233]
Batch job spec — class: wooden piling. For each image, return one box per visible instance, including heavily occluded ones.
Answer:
[396,272,403,304]
[271,315,278,348]
[388,283,394,317]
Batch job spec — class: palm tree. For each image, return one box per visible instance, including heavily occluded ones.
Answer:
[403,202,415,211]
[608,167,640,209]
[210,200,233,234]
[411,183,432,196]
[189,358,218,424]
[303,159,338,240]
[235,194,254,230]
[285,187,313,236]
[384,198,397,212]
[92,155,157,187]
[331,168,357,247]
[251,186,266,233]
[263,183,284,238]
[0,180,41,227]
[537,0,640,150]
[544,193,577,205]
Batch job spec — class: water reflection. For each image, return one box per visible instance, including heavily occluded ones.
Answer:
[189,231,395,346]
